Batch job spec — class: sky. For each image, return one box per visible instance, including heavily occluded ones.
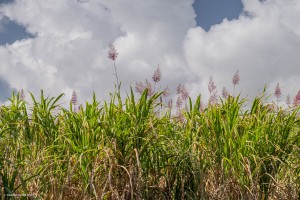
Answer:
[0,0,299,107]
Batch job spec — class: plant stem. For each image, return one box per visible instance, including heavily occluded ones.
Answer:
[113,61,120,90]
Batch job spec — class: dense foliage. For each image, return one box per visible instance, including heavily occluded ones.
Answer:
[0,89,299,199]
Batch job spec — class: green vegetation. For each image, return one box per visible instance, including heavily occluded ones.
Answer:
[0,87,299,200]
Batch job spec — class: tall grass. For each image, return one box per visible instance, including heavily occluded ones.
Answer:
[0,85,299,199]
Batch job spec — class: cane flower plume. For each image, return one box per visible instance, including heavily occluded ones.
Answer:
[232,70,240,95]
[20,89,25,100]
[108,43,118,61]
[232,70,240,86]
[163,86,170,97]
[145,79,154,96]
[71,90,78,107]
[152,65,161,83]
[177,84,183,95]
[135,79,154,96]
[293,90,300,106]
[135,81,145,94]
[209,91,218,105]
[274,83,281,99]
[176,84,189,101]
[176,95,183,109]
[208,76,216,94]
[180,85,189,101]
[222,87,229,99]
[108,42,120,89]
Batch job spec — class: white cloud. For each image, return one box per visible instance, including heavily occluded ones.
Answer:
[0,0,299,108]
[0,0,196,105]
[184,0,300,105]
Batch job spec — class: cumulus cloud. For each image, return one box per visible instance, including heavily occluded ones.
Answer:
[184,0,300,105]
[0,0,195,104]
[0,0,299,107]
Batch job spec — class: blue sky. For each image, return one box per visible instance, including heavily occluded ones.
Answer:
[0,16,34,45]
[0,0,300,106]
[194,0,243,31]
